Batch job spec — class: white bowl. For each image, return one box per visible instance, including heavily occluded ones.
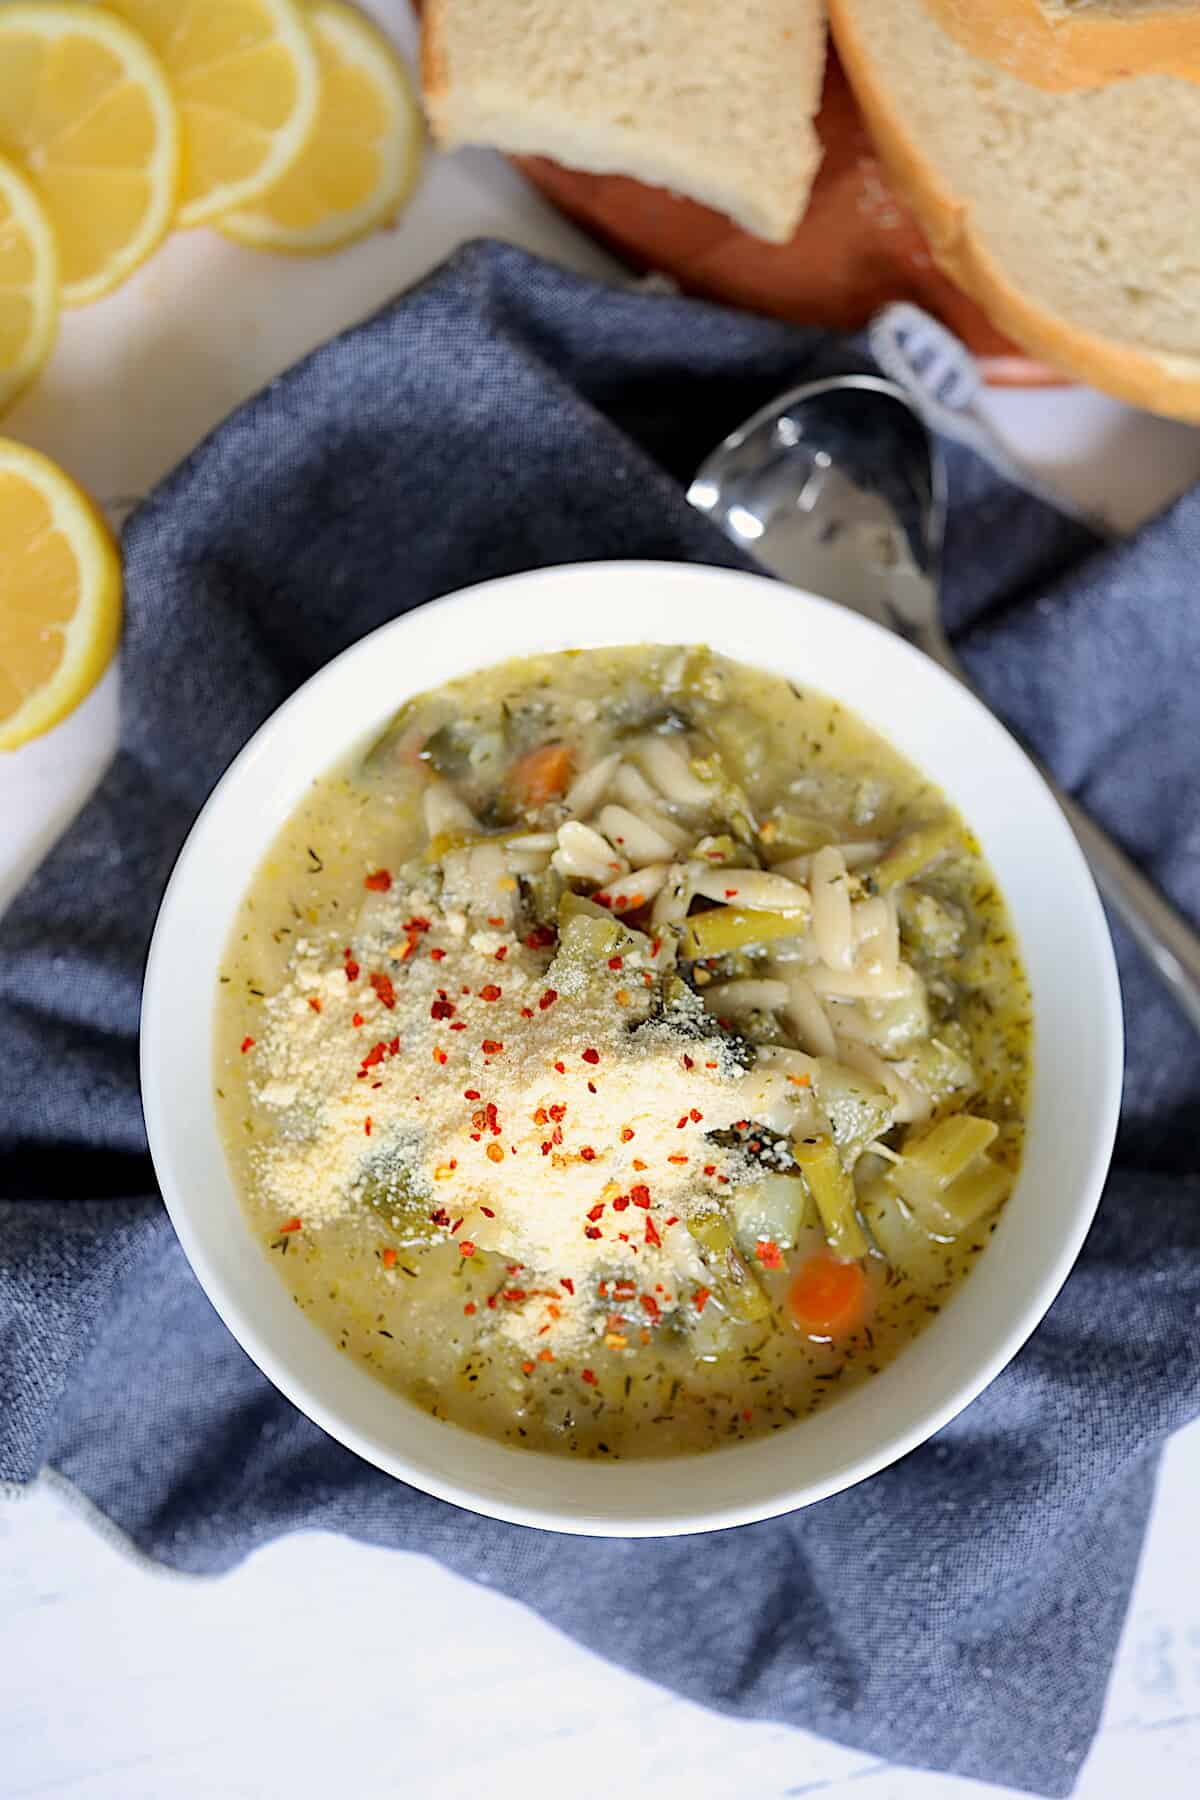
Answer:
[141,561,1122,1536]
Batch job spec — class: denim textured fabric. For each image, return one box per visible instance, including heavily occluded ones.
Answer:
[2,242,1198,1797]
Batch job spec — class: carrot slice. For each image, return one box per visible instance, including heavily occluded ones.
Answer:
[788,1252,869,1338]
[509,742,573,807]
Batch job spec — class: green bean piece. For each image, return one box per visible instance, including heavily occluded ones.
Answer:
[872,819,961,891]
[682,906,808,960]
[792,1134,869,1260]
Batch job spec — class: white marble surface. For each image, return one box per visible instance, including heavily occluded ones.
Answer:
[2,9,1200,1796]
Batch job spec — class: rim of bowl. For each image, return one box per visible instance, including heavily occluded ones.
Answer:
[141,560,1123,1535]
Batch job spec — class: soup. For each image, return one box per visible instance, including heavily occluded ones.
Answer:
[216,645,1031,1459]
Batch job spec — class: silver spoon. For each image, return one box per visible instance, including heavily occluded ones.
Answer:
[688,373,1200,1035]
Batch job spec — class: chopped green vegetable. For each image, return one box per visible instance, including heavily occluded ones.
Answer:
[811,1057,895,1166]
[872,820,961,891]
[682,906,808,960]
[687,1210,771,1321]
[731,1173,810,1252]
[792,1135,868,1260]
[888,1114,1010,1232]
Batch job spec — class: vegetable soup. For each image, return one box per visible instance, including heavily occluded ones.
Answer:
[216,645,1031,1459]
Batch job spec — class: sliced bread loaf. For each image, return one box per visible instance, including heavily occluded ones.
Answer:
[830,0,1200,418]
[921,0,1200,90]
[422,0,827,243]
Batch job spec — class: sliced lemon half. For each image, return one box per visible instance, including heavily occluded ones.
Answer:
[219,1,422,254]
[0,2,180,306]
[107,0,321,228]
[0,439,122,751]
[0,154,59,414]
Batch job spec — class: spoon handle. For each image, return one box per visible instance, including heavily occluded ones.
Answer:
[925,630,1200,1035]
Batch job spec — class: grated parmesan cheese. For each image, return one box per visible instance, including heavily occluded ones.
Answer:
[250,886,789,1352]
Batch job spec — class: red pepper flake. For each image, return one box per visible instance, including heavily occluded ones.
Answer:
[703,1164,717,1177]
[668,1154,689,1166]
[361,1041,386,1070]
[352,1011,364,1028]
[540,1141,552,1156]
[593,893,611,908]
[644,1217,662,1248]
[381,1246,397,1268]
[640,1294,660,1319]
[405,917,431,934]
[694,1286,712,1313]
[581,1047,600,1066]
[690,1109,703,1123]
[503,1288,527,1303]
[429,946,447,962]
[580,1146,596,1162]
[450,1021,466,1032]
[533,1107,549,1126]
[612,1281,637,1301]
[666,1216,679,1227]
[630,1185,651,1208]
[586,1203,605,1221]
[607,956,624,971]
[278,1216,301,1234]
[724,887,739,899]
[612,1195,630,1212]
[525,925,556,949]
[676,1115,688,1130]
[486,1142,505,1163]
[755,1239,783,1269]
[560,1277,575,1295]
[307,997,322,1014]
[717,1174,731,1185]
[581,1368,598,1386]
[463,1088,480,1100]
[344,959,359,982]
[522,1360,535,1376]
[538,1348,555,1363]
[620,1126,635,1143]
[632,1158,648,1172]
[553,1060,566,1074]
[459,1241,476,1257]
[538,989,558,1011]
[548,1103,567,1122]
[587,1081,597,1095]
[494,945,508,961]
[430,1207,451,1227]
[239,1036,255,1053]
[389,1036,400,1056]
[367,972,395,1008]
[364,868,392,891]
[432,1046,448,1065]
[520,1007,534,1019]
[479,984,502,1002]
[481,1039,503,1056]
[487,916,505,928]
[682,1053,694,1070]
[364,1116,372,1136]
[463,1301,477,1315]
[479,1205,495,1218]
[584,1226,602,1241]
[551,1125,563,1146]
[430,997,455,1020]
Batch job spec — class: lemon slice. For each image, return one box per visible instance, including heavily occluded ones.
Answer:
[0,3,180,306]
[219,1,421,254]
[0,439,121,751]
[0,154,58,415]
[106,0,320,228]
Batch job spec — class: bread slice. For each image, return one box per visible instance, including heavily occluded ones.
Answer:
[921,0,1200,91]
[422,1,827,244]
[829,0,1200,420]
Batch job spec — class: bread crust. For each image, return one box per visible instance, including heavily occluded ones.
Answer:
[830,0,1200,419]
[920,0,1200,90]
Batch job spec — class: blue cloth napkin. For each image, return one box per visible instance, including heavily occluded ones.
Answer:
[2,241,1199,1798]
